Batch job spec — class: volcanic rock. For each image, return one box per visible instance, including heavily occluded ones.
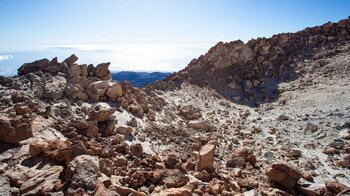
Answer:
[88,103,116,122]
[266,161,302,189]
[66,155,100,195]
[18,58,59,75]
[0,117,33,144]
[95,63,112,80]
[196,142,215,171]
[106,82,123,99]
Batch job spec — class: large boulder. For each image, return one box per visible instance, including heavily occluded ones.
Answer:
[95,63,112,80]
[196,143,216,171]
[266,161,302,189]
[106,82,123,100]
[66,155,100,195]
[63,54,79,66]
[18,58,59,75]
[91,81,109,96]
[0,117,33,144]
[86,81,109,101]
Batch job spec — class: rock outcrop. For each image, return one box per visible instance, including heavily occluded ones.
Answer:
[165,17,350,106]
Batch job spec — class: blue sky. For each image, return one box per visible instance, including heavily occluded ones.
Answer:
[0,0,349,74]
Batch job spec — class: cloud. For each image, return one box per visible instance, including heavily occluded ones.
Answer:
[0,55,13,61]
[42,40,215,72]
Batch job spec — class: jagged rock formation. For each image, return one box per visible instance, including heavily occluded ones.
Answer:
[165,17,350,106]
[0,17,350,195]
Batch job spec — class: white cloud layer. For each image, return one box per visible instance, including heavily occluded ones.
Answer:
[0,55,13,61]
[44,40,216,72]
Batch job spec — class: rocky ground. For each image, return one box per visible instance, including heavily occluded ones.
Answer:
[0,18,350,196]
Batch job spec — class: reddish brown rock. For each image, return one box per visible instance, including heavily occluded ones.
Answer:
[298,184,325,196]
[106,82,123,99]
[130,143,143,157]
[325,181,350,195]
[18,58,59,75]
[0,117,33,144]
[266,161,302,189]
[163,169,189,188]
[88,103,116,122]
[95,63,112,80]
[64,54,79,66]
[66,155,100,195]
[99,158,115,177]
[196,143,215,171]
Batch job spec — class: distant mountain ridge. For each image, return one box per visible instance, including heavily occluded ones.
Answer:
[112,71,172,87]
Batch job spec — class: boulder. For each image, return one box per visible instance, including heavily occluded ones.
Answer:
[95,63,112,80]
[226,157,246,168]
[116,126,133,135]
[196,143,215,171]
[266,162,302,189]
[164,154,179,169]
[163,169,189,188]
[325,181,350,195]
[86,84,100,101]
[65,83,88,101]
[63,54,78,66]
[298,184,325,196]
[71,120,99,137]
[113,156,128,167]
[18,58,59,75]
[228,147,257,167]
[130,143,143,158]
[91,81,109,96]
[99,158,115,177]
[106,82,123,99]
[88,103,116,122]
[66,155,100,196]
[67,63,80,78]
[0,117,33,144]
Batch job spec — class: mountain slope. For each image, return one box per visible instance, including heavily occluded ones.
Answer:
[166,17,350,106]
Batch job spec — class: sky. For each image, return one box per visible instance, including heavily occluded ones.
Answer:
[0,0,349,75]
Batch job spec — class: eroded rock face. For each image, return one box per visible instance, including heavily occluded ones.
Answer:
[165,17,350,105]
[20,165,63,195]
[0,117,33,144]
[266,162,302,189]
[66,155,100,195]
